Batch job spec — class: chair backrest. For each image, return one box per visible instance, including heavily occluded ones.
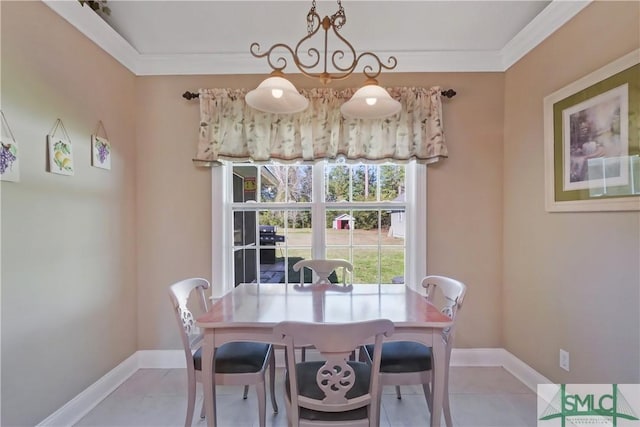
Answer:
[292,259,353,286]
[168,278,210,364]
[421,275,467,318]
[421,275,467,346]
[274,320,394,419]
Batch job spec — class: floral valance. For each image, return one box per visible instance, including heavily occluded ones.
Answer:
[196,86,447,164]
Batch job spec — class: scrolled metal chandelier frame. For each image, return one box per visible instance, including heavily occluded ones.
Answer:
[249,0,397,86]
[246,0,402,118]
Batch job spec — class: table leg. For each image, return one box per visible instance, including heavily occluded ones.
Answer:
[430,332,445,427]
[203,334,217,427]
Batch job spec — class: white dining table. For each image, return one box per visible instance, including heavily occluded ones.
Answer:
[196,283,453,427]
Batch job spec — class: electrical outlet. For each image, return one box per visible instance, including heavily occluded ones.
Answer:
[559,349,570,371]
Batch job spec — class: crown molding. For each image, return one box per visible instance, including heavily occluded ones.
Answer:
[134,50,505,76]
[43,0,139,74]
[501,0,592,70]
[44,0,591,76]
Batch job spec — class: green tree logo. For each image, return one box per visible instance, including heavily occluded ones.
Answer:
[539,384,639,426]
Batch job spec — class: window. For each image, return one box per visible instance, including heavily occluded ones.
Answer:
[211,161,427,296]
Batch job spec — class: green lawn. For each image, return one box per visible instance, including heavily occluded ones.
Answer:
[280,228,404,284]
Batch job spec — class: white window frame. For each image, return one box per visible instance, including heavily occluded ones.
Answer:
[211,161,426,298]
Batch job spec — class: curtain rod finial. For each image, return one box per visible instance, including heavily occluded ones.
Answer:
[183,91,199,100]
[441,89,456,99]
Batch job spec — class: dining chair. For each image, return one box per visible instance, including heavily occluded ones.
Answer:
[292,258,355,361]
[168,278,278,427]
[293,259,353,287]
[274,319,394,427]
[360,275,467,427]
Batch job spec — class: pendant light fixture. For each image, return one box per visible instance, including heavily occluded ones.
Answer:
[246,0,400,118]
[244,72,309,114]
[340,79,402,119]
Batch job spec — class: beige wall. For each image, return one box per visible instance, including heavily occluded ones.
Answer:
[1,2,137,425]
[8,1,636,423]
[503,1,640,383]
[135,72,505,350]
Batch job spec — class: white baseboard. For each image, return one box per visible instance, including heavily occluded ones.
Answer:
[501,349,552,392]
[137,349,185,368]
[37,353,139,427]
[451,348,552,392]
[450,348,504,366]
[37,347,550,425]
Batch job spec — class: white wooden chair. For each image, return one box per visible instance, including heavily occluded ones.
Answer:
[169,278,278,427]
[293,259,353,287]
[360,275,467,427]
[292,259,355,360]
[274,319,394,427]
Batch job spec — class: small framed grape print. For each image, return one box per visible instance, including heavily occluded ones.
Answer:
[92,135,111,170]
[0,139,19,182]
[1,111,19,182]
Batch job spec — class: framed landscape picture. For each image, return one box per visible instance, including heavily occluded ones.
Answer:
[543,49,640,212]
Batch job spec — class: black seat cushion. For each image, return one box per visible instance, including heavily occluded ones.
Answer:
[364,342,432,373]
[285,361,371,421]
[193,342,270,373]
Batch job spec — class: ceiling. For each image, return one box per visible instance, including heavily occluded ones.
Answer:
[45,0,591,76]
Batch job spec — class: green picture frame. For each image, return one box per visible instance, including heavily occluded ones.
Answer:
[544,49,640,212]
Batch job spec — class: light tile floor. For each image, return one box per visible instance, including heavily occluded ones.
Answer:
[75,367,536,427]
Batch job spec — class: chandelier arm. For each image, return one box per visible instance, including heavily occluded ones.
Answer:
[354,52,397,80]
[295,12,323,72]
[251,42,300,73]
[299,48,322,71]
[330,50,352,73]
[327,22,357,75]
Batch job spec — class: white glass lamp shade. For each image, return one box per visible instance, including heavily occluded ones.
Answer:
[245,76,309,114]
[340,84,401,119]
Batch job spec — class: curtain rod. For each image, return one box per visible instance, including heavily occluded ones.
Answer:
[182,89,457,101]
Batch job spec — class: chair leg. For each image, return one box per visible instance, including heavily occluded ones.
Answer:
[395,385,402,400]
[422,381,433,414]
[442,350,453,427]
[243,385,249,399]
[443,390,453,427]
[269,351,279,413]
[443,369,453,427]
[256,380,267,427]
[373,386,383,427]
[185,377,196,427]
[200,398,206,419]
